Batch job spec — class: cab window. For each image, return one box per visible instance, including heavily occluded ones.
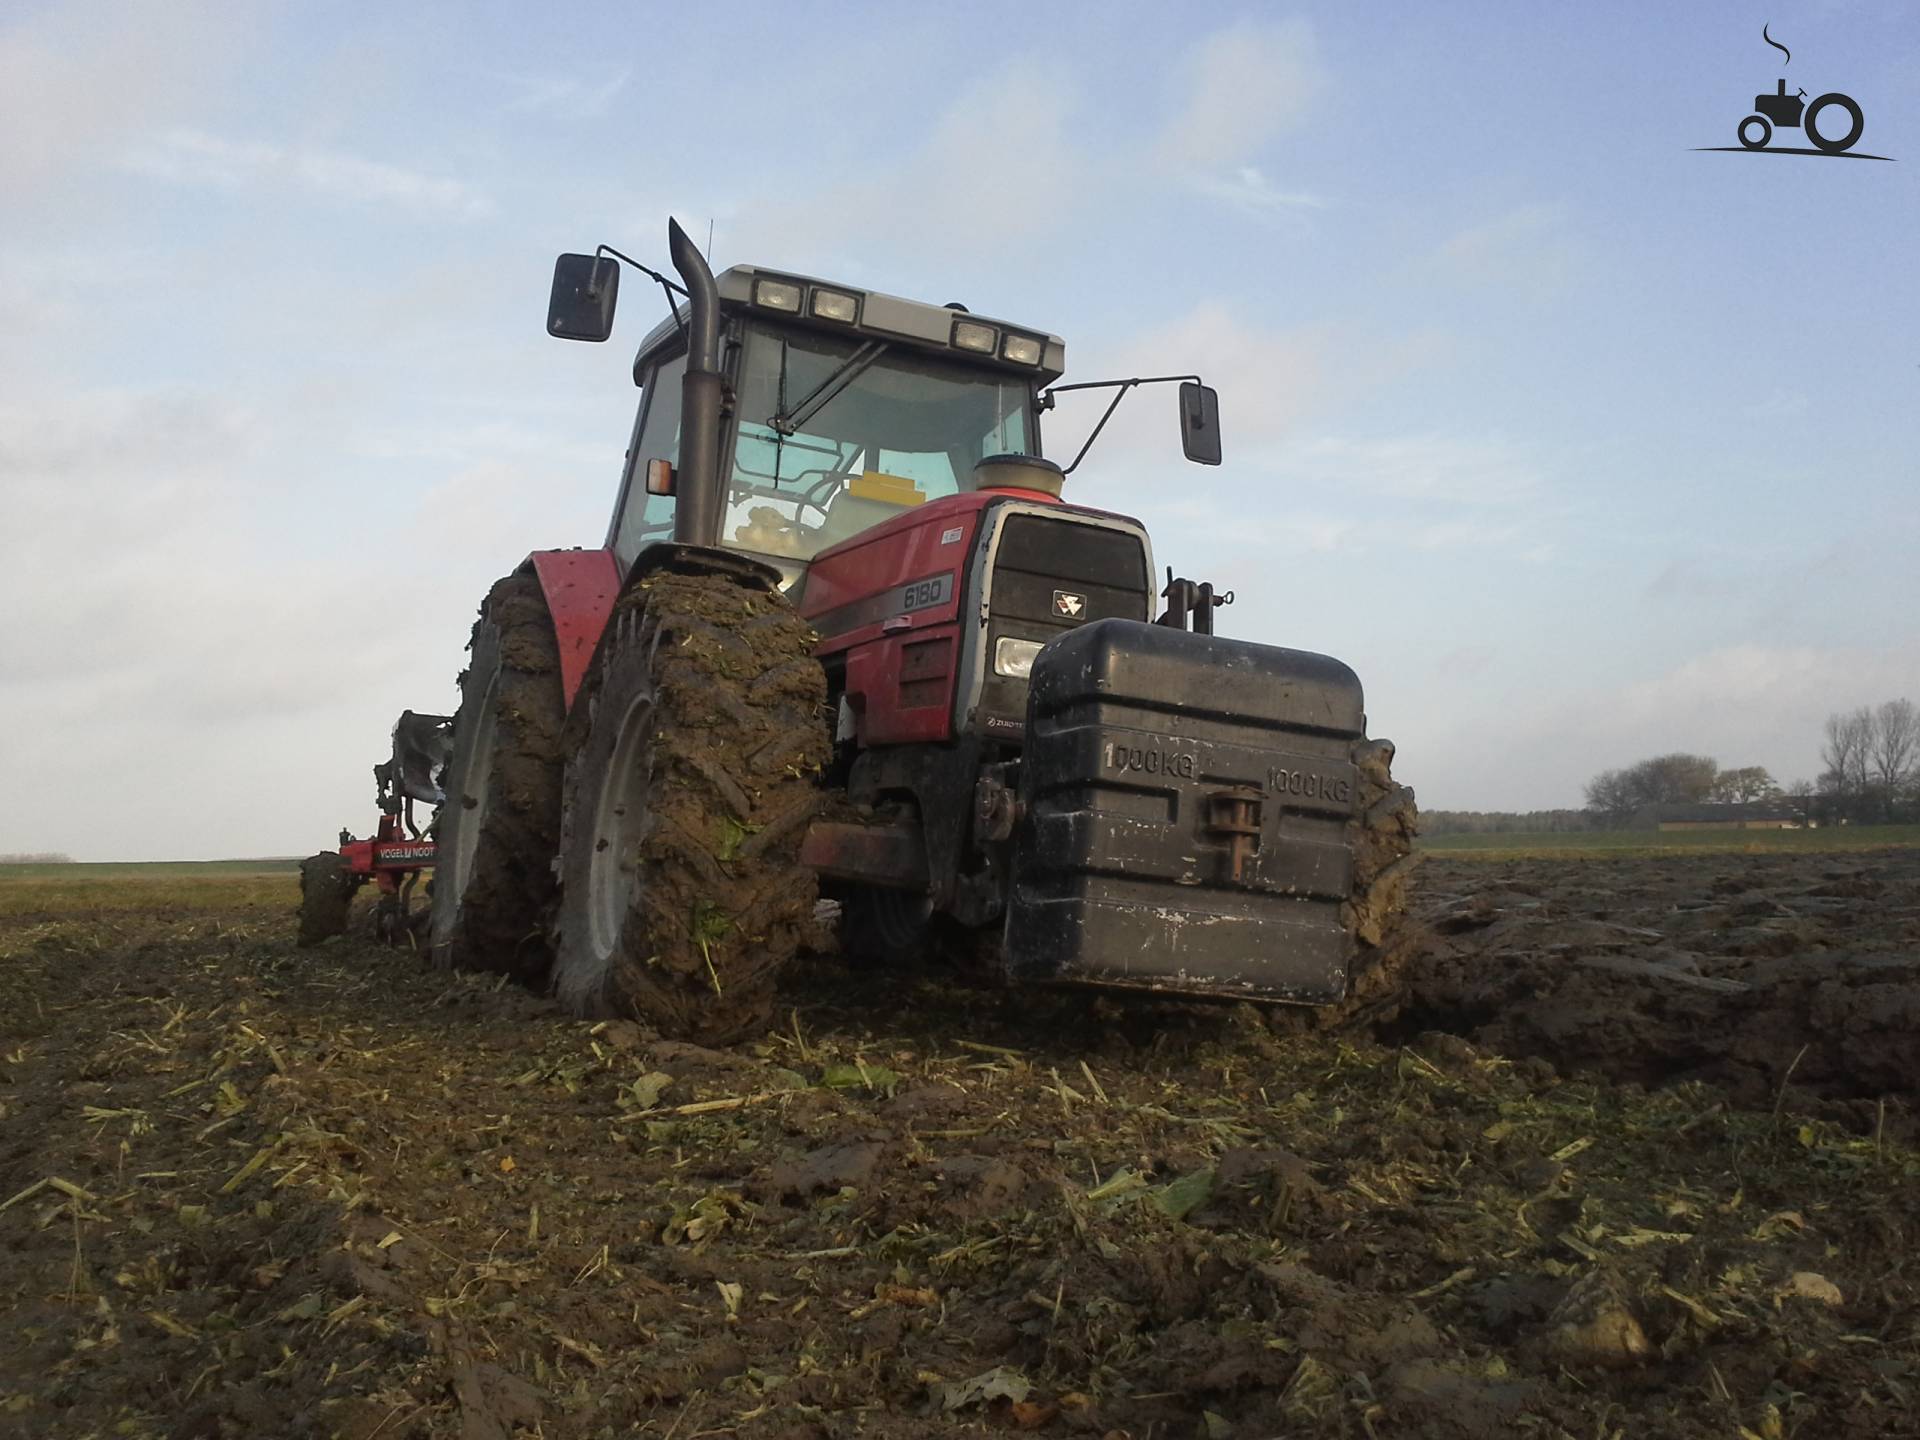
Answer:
[611,351,686,568]
[723,324,1034,562]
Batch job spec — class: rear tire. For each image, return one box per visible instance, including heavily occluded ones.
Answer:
[297,852,356,947]
[550,569,829,1043]
[428,570,565,983]
[1804,92,1863,154]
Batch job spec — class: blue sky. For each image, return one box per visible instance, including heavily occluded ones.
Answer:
[2,1,1915,859]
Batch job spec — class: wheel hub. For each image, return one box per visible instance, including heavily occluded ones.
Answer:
[588,693,653,963]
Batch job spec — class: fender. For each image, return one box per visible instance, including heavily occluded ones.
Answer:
[527,548,622,712]
[528,543,787,714]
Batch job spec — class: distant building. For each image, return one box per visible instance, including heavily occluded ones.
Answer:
[1648,802,1803,831]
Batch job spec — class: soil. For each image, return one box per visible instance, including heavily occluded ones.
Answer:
[1403,851,1920,1116]
[2,849,1916,1438]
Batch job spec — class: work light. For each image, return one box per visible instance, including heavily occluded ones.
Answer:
[952,319,997,354]
[753,278,802,312]
[1001,333,1043,366]
[811,288,858,322]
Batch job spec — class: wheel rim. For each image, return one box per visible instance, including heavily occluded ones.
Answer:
[588,691,654,964]
[447,668,499,902]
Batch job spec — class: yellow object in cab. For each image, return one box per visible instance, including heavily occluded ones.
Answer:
[848,470,926,506]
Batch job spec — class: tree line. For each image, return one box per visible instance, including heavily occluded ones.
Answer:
[0,852,75,864]
[1578,698,1918,827]
[1817,699,1920,822]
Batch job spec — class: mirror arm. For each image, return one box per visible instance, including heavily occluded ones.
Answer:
[594,243,691,341]
[1041,374,1203,476]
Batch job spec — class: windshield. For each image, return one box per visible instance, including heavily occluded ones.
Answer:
[722,323,1035,562]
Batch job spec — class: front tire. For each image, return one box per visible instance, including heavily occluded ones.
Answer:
[428,570,565,982]
[1338,737,1421,1024]
[550,569,828,1043]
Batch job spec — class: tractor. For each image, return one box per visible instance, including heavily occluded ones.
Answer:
[421,219,1417,1043]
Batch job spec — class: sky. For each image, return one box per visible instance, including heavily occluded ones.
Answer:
[1,1,1915,860]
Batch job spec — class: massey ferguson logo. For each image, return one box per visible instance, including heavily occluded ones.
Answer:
[1053,590,1086,618]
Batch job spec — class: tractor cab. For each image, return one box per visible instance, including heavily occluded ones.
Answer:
[603,266,1065,590]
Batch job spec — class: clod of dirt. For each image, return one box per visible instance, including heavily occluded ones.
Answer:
[1258,1262,1443,1372]
[1394,853,1920,1109]
[931,1154,1032,1219]
[1780,1271,1845,1307]
[754,1138,885,1201]
[1541,1269,1651,1368]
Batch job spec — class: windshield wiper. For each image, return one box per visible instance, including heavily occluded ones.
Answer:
[769,340,889,437]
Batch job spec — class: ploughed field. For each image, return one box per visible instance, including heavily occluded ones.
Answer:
[1,847,1916,1439]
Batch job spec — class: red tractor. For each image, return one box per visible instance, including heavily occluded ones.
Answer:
[419,220,1416,1042]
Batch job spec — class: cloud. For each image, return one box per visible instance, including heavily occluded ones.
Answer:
[498,66,631,120]
[1281,432,1545,506]
[1152,18,1328,220]
[707,57,1088,279]
[0,375,603,859]
[1429,203,1573,298]
[125,128,493,220]
[1190,166,1330,217]
[1153,17,1325,165]
[0,3,240,189]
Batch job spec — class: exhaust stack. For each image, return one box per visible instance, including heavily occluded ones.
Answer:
[667,218,726,548]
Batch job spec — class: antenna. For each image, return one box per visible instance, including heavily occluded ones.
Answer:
[705,219,714,259]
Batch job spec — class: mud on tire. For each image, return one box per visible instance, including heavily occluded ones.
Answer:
[550,569,829,1044]
[1269,737,1421,1032]
[297,851,357,947]
[1337,737,1422,1025]
[428,570,565,983]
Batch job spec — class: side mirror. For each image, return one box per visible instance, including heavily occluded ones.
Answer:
[1178,381,1222,466]
[547,253,620,342]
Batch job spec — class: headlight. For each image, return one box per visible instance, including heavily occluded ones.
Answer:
[753,277,802,312]
[952,319,997,354]
[811,288,858,322]
[1001,333,1043,366]
[993,636,1044,679]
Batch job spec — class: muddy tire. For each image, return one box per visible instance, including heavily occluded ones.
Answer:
[297,852,356,947]
[550,570,829,1043]
[1337,737,1422,1024]
[1269,737,1421,1032]
[428,570,565,983]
